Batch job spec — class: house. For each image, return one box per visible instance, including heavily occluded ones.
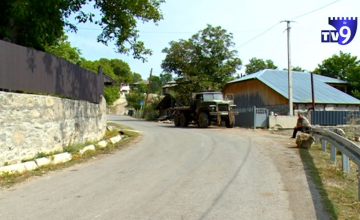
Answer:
[155,81,178,119]
[120,83,130,96]
[131,80,149,90]
[103,74,116,86]
[161,80,177,95]
[223,69,360,115]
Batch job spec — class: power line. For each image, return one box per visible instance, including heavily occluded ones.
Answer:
[235,0,341,49]
[291,0,341,20]
[235,22,280,49]
[75,27,271,34]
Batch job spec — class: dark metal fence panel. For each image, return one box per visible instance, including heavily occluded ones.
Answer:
[311,111,360,126]
[0,40,104,103]
[235,111,254,128]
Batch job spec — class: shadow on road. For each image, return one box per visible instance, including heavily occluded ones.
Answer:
[299,148,337,219]
[156,124,223,130]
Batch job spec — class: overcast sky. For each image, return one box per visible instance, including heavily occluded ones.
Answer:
[67,0,360,79]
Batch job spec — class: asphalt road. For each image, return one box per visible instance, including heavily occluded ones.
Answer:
[0,115,328,220]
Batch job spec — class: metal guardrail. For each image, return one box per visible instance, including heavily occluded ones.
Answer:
[310,128,360,201]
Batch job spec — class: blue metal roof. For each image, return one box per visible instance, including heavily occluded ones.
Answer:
[227,69,360,104]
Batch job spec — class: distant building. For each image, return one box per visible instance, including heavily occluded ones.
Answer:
[132,80,148,88]
[161,80,177,95]
[223,69,360,115]
[103,74,116,86]
[120,83,130,96]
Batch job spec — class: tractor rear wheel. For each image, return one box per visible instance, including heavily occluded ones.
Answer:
[180,112,189,127]
[174,112,181,127]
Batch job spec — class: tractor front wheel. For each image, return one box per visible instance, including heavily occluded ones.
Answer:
[198,112,209,128]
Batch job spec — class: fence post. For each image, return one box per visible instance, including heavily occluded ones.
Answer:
[330,144,336,162]
[98,65,104,104]
[253,106,256,130]
[321,139,327,152]
[342,153,349,174]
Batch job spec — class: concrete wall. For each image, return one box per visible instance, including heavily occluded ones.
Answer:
[0,91,106,165]
[269,116,298,129]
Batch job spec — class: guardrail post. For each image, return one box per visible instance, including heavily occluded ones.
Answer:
[358,167,360,201]
[330,144,336,162]
[321,139,327,152]
[342,153,349,174]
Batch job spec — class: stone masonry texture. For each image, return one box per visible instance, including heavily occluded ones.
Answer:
[0,91,106,165]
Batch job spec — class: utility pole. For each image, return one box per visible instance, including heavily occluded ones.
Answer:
[144,68,153,110]
[282,20,294,116]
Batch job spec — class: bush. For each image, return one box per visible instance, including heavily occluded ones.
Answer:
[104,86,120,105]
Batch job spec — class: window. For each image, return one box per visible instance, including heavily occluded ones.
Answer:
[203,93,223,101]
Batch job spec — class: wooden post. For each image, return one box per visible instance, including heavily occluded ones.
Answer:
[311,72,315,111]
[144,68,153,118]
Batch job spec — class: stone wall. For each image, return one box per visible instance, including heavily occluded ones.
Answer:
[0,91,106,165]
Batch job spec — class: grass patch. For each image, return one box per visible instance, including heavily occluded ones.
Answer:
[64,142,93,154]
[301,144,360,220]
[0,122,141,189]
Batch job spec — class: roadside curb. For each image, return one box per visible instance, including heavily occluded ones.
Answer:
[0,133,123,175]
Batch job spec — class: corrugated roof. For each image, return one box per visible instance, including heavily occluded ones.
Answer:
[227,69,360,104]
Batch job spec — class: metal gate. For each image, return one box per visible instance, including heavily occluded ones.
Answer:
[254,107,268,128]
[235,106,269,128]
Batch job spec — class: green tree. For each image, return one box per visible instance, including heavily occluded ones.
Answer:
[314,51,360,99]
[149,75,162,94]
[283,66,305,72]
[159,73,173,86]
[132,73,143,83]
[245,58,277,74]
[126,91,145,110]
[313,51,359,80]
[44,34,83,65]
[110,59,133,83]
[292,66,305,72]
[0,0,165,61]
[136,83,148,93]
[161,24,242,97]
[0,0,67,50]
[104,86,120,105]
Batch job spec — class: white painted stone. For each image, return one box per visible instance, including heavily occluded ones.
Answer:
[98,140,108,148]
[0,164,26,174]
[23,161,38,171]
[109,135,122,144]
[51,153,72,164]
[35,157,51,167]
[106,126,115,131]
[79,145,95,155]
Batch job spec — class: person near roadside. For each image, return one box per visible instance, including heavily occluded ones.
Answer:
[292,113,311,138]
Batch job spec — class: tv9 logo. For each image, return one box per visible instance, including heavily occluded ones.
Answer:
[321,17,357,45]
